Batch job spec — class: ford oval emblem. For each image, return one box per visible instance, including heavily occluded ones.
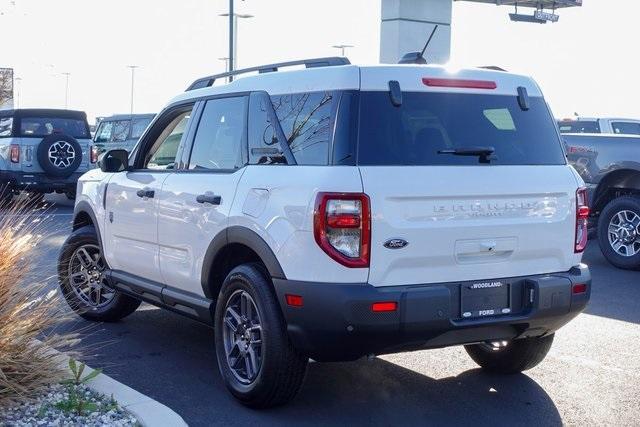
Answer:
[384,238,408,249]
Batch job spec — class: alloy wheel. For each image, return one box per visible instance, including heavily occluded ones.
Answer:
[608,209,640,257]
[48,141,76,168]
[222,290,263,384]
[67,244,114,308]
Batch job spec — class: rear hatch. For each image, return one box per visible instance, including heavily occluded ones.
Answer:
[357,70,580,287]
[13,112,92,173]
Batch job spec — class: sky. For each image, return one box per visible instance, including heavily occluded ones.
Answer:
[1,0,639,123]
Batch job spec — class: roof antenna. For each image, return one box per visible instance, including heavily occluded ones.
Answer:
[398,25,438,65]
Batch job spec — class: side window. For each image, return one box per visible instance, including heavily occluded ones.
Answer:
[248,92,284,165]
[131,118,153,139]
[271,92,334,165]
[145,109,192,170]
[612,122,640,135]
[0,117,12,137]
[188,97,246,171]
[94,121,113,143]
[112,120,131,142]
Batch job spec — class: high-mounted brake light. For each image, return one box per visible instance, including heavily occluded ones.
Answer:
[10,145,19,163]
[422,78,497,90]
[575,188,590,253]
[314,193,371,268]
[90,145,99,163]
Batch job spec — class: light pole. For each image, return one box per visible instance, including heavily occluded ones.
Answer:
[14,77,21,109]
[219,7,253,79]
[127,65,139,114]
[332,44,354,57]
[218,57,230,82]
[61,72,71,109]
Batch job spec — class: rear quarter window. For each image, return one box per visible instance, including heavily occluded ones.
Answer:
[357,92,566,166]
[0,117,12,137]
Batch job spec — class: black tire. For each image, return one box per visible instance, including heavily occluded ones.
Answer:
[465,334,554,374]
[214,264,308,408]
[58,225,141,322]
[37,134,82,177]
[597,195,640,270]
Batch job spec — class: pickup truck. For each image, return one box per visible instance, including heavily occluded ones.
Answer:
[564,133,640,269]
[558,117,640,135]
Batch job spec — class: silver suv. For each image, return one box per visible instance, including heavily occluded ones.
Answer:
[0,109,96,202]
[93,113,155,154]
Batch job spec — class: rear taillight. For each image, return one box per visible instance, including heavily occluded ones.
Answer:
[90,145,98,163]
[10,145,19,163]
[314,192,370,268]
[575,187,589,253]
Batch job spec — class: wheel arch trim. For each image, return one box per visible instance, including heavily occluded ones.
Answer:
[200,226,286,298]
[72,201,103,249]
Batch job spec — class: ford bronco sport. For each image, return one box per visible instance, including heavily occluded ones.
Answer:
[58,58,591,408]
[0,109,96,202]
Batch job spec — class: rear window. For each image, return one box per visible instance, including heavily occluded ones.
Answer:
[20,117,89,138]
[131,117,153,139]
[557,120,600,134]
[357,92,565,166]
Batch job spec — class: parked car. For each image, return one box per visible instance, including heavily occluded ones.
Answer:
[564,133,640,269]
[558,117,640,135]
[93,113,155,153]
[58,57,591,408]
[0,108,97,202]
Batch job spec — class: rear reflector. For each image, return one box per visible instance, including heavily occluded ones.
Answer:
[371,302,397,312]
[422,78,497,90]
[285,294,304,307]
[572,283,587,295]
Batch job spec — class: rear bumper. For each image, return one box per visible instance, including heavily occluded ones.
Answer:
[273,265,591,362]
[0,170,82,193]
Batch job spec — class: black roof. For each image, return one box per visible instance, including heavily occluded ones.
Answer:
[0,109,88,120]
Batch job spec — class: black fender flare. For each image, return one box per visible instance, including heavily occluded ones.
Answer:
[72,200,103,249]
[200,226,286,298]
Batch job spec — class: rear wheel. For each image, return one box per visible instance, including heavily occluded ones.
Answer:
[214,264,308,408]
[58,225,141,322]
[597,196,640,270]
[464,334,554,374]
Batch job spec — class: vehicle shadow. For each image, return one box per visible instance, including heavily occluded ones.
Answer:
[62,307,562,427]
[581,243,640,324]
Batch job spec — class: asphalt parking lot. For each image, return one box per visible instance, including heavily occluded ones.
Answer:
[16,195,640,426]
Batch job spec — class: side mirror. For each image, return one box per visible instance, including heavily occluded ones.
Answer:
[99,149,129,173]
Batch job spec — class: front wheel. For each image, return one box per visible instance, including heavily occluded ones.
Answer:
[214,264,308,408]
[464,334,554,374]
[597,196,640,270]
[58,225,141,322]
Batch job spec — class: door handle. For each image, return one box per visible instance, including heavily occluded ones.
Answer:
[196,194,222,205]
[136,188,155,199]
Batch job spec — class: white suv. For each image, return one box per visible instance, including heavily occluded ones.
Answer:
[58,57,591,408]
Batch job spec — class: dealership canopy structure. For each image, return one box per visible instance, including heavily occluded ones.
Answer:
[380,0,583,64]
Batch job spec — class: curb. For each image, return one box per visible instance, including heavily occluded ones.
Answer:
[43,343,187,427]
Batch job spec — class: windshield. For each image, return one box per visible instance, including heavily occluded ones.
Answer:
[357,92,565,166]
[557,120,600,134]
[20,117,89,138]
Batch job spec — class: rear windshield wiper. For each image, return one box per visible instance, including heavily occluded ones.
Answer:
[438,146,496,164]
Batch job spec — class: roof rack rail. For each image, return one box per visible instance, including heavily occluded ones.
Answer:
[478,65,508,72]
[185,57,351,91]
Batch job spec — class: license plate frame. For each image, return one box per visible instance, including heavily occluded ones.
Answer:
[461,280,511,319]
